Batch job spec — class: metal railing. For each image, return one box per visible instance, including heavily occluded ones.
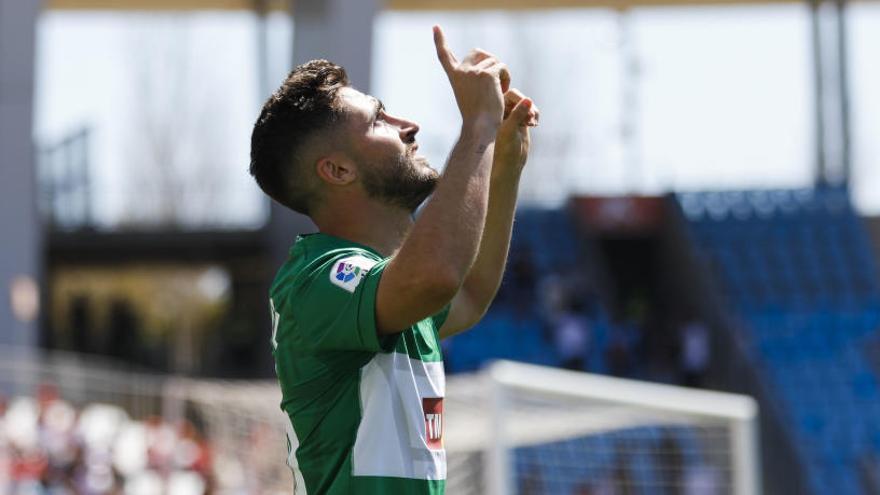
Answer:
[37,127,93,230]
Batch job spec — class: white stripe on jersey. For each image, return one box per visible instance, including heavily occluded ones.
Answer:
[353,352,446,480]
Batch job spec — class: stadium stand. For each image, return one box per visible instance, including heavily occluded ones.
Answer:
[442,189,880,494]
[444,204,659,379]
[443,207,601,374]
[0,385,215,494]
[12,189,877,494]
[679,187,880,495]
[0,349,291,494]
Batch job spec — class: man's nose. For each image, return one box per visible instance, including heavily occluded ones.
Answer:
[401,120,419,143]
[392,116,419,143]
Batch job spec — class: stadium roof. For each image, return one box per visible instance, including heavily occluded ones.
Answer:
[46,0,809,12]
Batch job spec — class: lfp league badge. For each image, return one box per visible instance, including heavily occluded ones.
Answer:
[329,255,377,293]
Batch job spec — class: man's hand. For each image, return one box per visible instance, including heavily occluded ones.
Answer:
[374,26,511,335]
[493,88,539,176]
[503,88,539,126]
[433,25,510,129]
[437,88,539,338]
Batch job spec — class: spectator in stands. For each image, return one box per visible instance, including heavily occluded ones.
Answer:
[627,295,650,375]
[502,244,538,313]
[606,296,648,378]
[612,452,634,495]
[605,335,625,377]
[145,415,176,471]
[551,299,591,370]
[606,324,636,378]
[538,272,568,318]
[679,319,710,388]
[573,482,597,495]
[1,390,217,495]
[8,444,47,493]
[684,463,721,495]
[35,383,79,492]
[657,432,684,495]
[586,475,616,495]
[518,466,544,495]
[858,454,880,493]
[174,419,214,487]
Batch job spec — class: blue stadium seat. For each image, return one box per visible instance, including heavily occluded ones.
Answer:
[677,187,880,494]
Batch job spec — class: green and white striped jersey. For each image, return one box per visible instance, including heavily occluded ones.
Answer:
[270,233,450,494]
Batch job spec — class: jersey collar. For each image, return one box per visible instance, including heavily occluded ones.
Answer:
[295,232,384,258]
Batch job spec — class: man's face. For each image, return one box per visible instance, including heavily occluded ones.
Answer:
[337,87,439,212]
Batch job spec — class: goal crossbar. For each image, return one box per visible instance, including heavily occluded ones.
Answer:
[471,360,762,495]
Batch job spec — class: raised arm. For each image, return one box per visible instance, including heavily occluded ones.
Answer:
[374,26,510,334]
[439,88,539,338]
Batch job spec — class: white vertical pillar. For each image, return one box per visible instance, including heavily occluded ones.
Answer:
[266,0,381,265]
[291,0,380,89]
[0,0,42,349]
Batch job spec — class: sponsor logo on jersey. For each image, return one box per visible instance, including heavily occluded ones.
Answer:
[423,397,444,450]
[329,255,377,293]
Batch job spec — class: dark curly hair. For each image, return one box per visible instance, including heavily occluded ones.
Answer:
[249,60,350,215]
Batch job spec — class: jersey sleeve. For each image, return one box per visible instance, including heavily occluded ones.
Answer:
[290,251,396,353]
[431,302,452,330]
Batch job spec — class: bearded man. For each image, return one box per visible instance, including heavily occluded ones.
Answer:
[249,25,538,495]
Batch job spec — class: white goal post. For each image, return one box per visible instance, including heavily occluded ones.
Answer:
[444,360,761,495]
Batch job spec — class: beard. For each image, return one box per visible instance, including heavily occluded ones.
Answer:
[360,149,439,213]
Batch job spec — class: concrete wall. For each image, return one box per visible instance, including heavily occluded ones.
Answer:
[0,0,42,348]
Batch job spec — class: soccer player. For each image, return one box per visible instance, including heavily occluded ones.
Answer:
[248,25,538,494]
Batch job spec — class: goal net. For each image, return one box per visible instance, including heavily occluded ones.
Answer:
[444,360,761,495]
[0,348,759,494]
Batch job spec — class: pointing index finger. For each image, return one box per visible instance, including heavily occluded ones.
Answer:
[432,25,457,73]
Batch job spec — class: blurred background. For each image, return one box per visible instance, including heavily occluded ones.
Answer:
[2,0,880,493]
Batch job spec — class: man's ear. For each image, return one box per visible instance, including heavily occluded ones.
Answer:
[315,153,357,186]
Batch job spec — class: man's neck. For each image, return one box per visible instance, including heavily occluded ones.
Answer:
[313,201,413,258]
